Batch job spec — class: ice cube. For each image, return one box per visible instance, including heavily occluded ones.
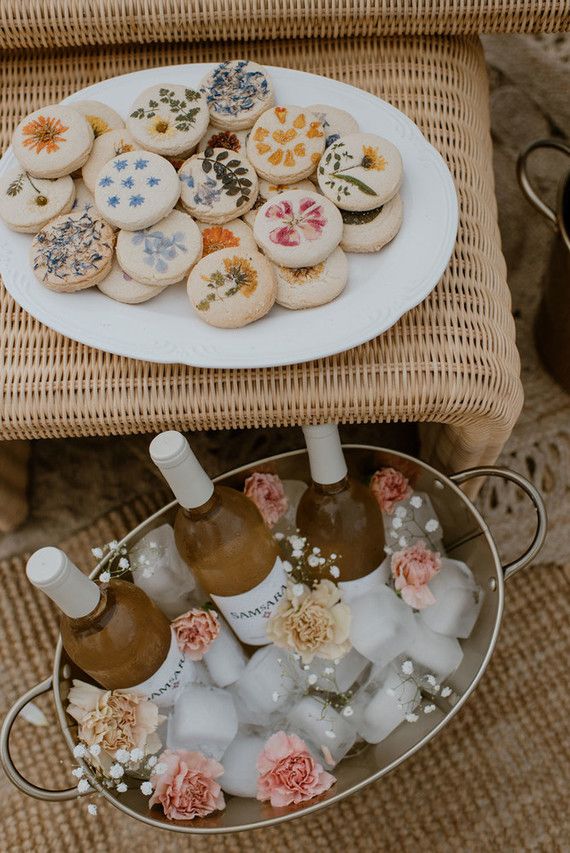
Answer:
[273,479,308,537]
[349,587,416,666]
[384,492,444,551]
[404,616,464,682]
[220,733,265,798]
[233,645,301,724]
[301,648,371,695]
[166,683,238,760]
[131,524,198,618]
[204,619,247,687]
[355,664,421,743]
[419,558,483,638]
[287,696,356,764]
[338,560,391,604]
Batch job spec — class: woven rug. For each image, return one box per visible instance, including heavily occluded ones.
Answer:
[1,495,568,852]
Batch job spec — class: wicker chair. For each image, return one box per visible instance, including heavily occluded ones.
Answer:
[0,2,568,529]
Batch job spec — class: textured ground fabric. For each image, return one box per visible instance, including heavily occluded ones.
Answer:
[0,495,568,852]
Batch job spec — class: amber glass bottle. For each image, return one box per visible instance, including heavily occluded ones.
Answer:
[26,547,185,701]
[150,431,287,645]
[296,425,386,594]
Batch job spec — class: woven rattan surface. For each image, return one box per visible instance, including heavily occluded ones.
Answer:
[0,36,523,473]
[0,0,568,48]
[1,495,568,852]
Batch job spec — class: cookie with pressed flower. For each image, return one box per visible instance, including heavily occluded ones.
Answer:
[82,128,139,193]
[242,178,315,229]
[31,208,114,292]
[94,151,180,231]
[187,247,276,328]
[178,148,258,224]
[116,209,202,286]
[201,60,274,131]
[97,258,168,303]
[71,100,125,138]
[317,133,403,211]
[197,219,257,257]
[127,85,209,157]
[247,106,325,184]
[253,189,342,268]
[340,193,403,253]
[0,168,75,233]
[197,125,250,158]
[12,105,94,179]
[274,245,348,309]
[307,105,359,149]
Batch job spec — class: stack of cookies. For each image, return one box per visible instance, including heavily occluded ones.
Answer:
[0,59,404,326]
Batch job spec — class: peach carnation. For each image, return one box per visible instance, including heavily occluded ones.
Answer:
[266,579,351,664]
[257,731,336,807]
[149,749,225,820]
[391,541,441,610]
[172,608,220,660]
[244,472,288,527]
[370,467,412,514]
[67,680,163,767]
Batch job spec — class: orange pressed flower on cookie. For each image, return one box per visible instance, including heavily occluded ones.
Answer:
[22,115,69,155]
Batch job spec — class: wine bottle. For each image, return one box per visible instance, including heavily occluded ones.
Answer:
[296,424,386,596]
[150,431,287,646]
[26,547,188,704]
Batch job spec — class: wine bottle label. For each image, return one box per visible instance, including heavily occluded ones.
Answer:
[130,629,189,707]
[210,557,288,645]
[338,564,389,603]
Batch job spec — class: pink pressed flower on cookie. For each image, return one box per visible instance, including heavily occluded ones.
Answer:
[265,197,326,246]
[391,540,441,610]
[244,471,288,527]
[171,608,220,661]
[370,467,412,514]
[149,749,225,820]
[256,731,336,807]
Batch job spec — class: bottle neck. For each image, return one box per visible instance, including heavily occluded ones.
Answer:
[312,475,350,495]
[180,488,221,520]
[68,586,109,626]
[303,424,348,486]
[150,431,215,510]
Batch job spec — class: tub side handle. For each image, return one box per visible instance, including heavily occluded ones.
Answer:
[0,676,80,801]
[449,467,547,582]
[517,138,570,228]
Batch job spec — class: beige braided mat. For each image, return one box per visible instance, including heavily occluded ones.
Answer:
[0,35,522,479]
[0,0,568,48]
[1,494,568,852]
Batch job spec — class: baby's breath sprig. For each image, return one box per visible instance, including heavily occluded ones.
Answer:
[392,659,456,722]
[384,497,441,554]
[90,538,163,583]
[283,533,343,586]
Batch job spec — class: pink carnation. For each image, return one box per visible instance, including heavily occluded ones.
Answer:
[256,731,336,808]
[370,467,412,514]
[171,608,220,661]
[244,472,288,527]
[149,749,225,821]
[391,541,441,610]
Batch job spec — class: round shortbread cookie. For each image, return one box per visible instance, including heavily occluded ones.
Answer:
[317,133,403,211]
[307,104,359,148]
[187,248,276,328]
[116,208,202,286]
[82,129,139,193]
[178,148,258,224]
[197,125,250,157]
[253,189,342,268]
[31,208,114,292]
[197,219,257,257]
[72,100,125,138]
[127,85,209,156]
[12,105,94,179]
[201,60,274,131]
[71,178,96,215]
[274,246,348,309]
[242,178,315,228]
[247,106,325,184]
[94,151,180,231]
[0,168,75,234]
[340,193,403,253]
[97,258,168,303]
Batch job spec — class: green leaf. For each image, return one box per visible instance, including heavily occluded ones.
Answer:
[240,178,252,187]
[236,195,246,206]
[149,99,159,108]
[202,160,212,173]
[6,173,24,197]
[216,150,229,161]
[331,173,378,196]
[226,186,239,196]
[204,147,214,158]
[234,167,248,175]
[227,160,240,168]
